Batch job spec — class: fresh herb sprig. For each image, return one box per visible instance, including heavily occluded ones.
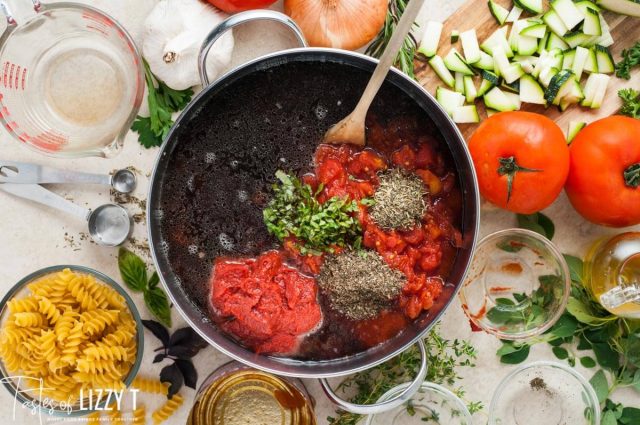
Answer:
[327,327,482,425]
[619,88,640,119]
[131,59,194,148]
[366,0,419,80]
[263,171,364,255]
[118,247,172,327]
[616,42,640,80]
[143,320,208,398]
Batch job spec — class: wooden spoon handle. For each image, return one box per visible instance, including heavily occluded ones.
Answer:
[352,0,426,121]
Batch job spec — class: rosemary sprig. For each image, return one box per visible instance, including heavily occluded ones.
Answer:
[365,0,419,80]
[326,326,482,425]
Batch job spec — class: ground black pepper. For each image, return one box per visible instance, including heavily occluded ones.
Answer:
[318,250,405,320]
[369,168,426,230]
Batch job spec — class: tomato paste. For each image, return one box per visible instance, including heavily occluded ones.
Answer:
[210,250,322,354]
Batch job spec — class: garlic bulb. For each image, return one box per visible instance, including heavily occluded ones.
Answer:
[142,0,234,90]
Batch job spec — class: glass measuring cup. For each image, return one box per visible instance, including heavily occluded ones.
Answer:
[0,0,144,157]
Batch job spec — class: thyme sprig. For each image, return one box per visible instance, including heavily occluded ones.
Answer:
[327,326,482,425]
[365,0,419,80]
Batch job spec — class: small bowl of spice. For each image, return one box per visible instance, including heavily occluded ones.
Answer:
[459,228,571,340]
[489,361,600,425]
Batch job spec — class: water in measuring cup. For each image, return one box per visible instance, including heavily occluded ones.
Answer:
[25,32,134,149]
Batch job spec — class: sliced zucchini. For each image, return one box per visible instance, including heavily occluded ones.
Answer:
[562,49,576,70]
[463,76,478,103]
[583,48,598,73]
[575,1,601,13]
[537,32,550,54]
[592,14,613,47]
[539,66,560,87]
[429,55,456,88]
[567,121,586,143]
[589,73,610,108]
[436,87,466,115]
[503,63,525,84]
[418,21,444,58]
[481,27,514,58]
[544,69,574,104]
[557,78,585,110]
[563,31,594,49]
[572,46,589,80]
[518,35,539,56]
[460,29,481,64]
[443,48,475,75]
[452,105,480,123]
[583,7,602,36]
[455,72,465,94]
[543,10,569,37]
[488,0,510,25]
[548,49,564,70]
[477,70,500,97]
[514,0,544,14]
[473,51,495,71]
[451,30,460,43]
[477,79,496,97]
[580,72,599,106]
[520,23,547,38]
[507,6,524,23]
[551,0,585,30]
[519,74,546,104]
[546,32,570,51]
[484,87,518,111]
[503,91,522,110]
[492,45,511,78]
[501,79,520,93]
[515,55,538,74]
[597,0,640,17]
[594,45,615,74]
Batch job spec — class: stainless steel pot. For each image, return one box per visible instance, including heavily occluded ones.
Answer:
[147,10,480,415]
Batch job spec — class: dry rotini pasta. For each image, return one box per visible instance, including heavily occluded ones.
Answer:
[152,394,184,425]
[131,377,169,395]
[0,268,138,404]
[131,405,146,425]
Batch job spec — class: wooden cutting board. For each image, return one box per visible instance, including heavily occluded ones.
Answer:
[414,0,640,140]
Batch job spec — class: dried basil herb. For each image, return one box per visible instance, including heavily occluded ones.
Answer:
[369,168,426,230]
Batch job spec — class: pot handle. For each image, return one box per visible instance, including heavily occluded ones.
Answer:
[319,339,428,415]
[198,10,307,87]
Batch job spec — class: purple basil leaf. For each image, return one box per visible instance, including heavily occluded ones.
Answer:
[168,345,196,359]
[153,353,166,363]
[160,362,183,399]
[175,359,198,389]
[142,319,170,346]
[169,327,208,355]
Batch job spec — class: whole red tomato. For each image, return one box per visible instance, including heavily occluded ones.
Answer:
[565,116,640,227]
[468,112,569,214]
[206,0,277,13]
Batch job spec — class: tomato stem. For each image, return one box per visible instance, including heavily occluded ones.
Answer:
[497,156,542,203]
[624,163,640,188]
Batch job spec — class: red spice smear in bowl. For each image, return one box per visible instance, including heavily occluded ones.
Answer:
[210,250,322,354]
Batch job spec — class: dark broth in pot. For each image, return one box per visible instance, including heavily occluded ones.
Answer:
[158,61,462,360]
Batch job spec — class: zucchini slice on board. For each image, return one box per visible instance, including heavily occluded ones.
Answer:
[481,27,514,57]
[452,105,480,123]
[444,48,475,75]
[514,0,543,14]
[519,75,546,105]
[461,29,481,64]
[484,87,518,111]
[583,7,602,36]
[567,121,586,143]
[544,69,574,104]
[436,87,466,116]
[597,0,640,17]
[418,21,444,58]
[473,51,496,71]
[464,76,478,103]
[551,0,586,30]
[543,10,568,37]
[488,0,510,25]
[594,45,615,74]
[429,55,456,88]
[506,5,524,22]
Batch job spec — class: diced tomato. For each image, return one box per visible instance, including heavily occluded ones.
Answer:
[391,145,417,170]
[400,227,424,245]
[404,296,422,319]
[415,169,443,195]
[415,143,436,169]
[348,150,387,178]
[317,158,346,185]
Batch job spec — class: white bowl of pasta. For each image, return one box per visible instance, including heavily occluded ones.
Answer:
[0,265,144,416]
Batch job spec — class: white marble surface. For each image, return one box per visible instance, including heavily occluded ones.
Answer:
[0,0,637,424]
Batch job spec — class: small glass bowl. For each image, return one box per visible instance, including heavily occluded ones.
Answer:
[489,361,601,425]
[459,228,571,340]
[364,382,472,425]
[0,265,144,417]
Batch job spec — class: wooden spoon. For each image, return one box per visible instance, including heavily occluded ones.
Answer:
[323,0,426,146]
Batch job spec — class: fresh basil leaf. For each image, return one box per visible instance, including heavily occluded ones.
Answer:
[552,346,569,360]
[500,344,530,364]
[589,370,610,403]
[601,410,617,425]
[620,407,640,424]
[592,342,621,371]
[118,247,148,292]
[580,356,596,368]
[549,314,579,339]
[563,254,584,284]
[566,298,605,325]
[517,212,555,240]
[148,271,160,289]
[160,363,183,399]
[142,319,170,346]
[144,286,172,328]
[175,359,198,389]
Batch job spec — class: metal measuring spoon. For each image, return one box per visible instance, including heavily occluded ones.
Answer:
[0,178,132,247]
[0,161,137,194]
